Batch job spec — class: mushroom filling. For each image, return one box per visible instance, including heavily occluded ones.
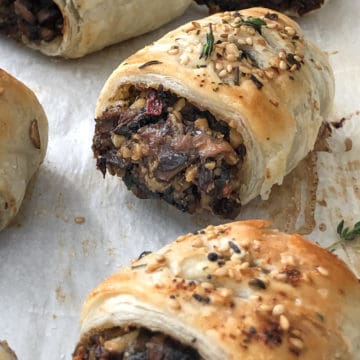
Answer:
[73,327,201,360]
[195,0,325,16]
[93,86,246,218]
[0,0,63,42]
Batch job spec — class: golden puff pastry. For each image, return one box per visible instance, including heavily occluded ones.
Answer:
[93,8,334,218]
[195,0,330,17]
[73,220,360,360]
[0,0,191,58]
[0,69,48,231]
[0,341,17,360]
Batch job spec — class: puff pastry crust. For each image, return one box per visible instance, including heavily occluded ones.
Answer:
[94,8,334,216]
[0,69,48,231]
[195,0,330,17]
[0,0,191,58]
[74,220,360,359]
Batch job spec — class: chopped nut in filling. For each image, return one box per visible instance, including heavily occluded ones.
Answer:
[93,86,246,218]
[73,327,201,360]
[0,0,63,42]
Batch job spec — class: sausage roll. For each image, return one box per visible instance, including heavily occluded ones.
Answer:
[0,341,17,360]
[93,8,334,218]
[0,0,191,58]
[195,0,330,17]
[0,69,48,231]
[72,220,360,360]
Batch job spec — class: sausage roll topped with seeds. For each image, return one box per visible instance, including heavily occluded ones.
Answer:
[0,0,191,58]
[72,220,360,360]
[195,0,330,17]
[93,8,334,218]
[0,69,48,231]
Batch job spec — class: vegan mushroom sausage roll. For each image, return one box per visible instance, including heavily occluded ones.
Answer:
[72,220,360,360]
[0,0,191,58]
[195,0,330,17]
[0,69,48,231]
[93,8,334,218]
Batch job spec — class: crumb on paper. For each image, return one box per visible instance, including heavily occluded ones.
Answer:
[74,216,85,224]
[55,287,66,304]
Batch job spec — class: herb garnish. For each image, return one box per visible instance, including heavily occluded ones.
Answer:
[243,17,267,33]
[200,23,214,60]
[326,220,360,251]
[138,60,162,69]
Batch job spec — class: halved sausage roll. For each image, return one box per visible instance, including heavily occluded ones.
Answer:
[0,0,191,58]
[0,69,48,231]
[93,8,334,218]
[72,220,360,359]
[195,0,330,17]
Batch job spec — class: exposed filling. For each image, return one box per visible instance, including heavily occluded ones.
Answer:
[73,327,201,360]
[93,86,246,218]
[195,0,325,16]
[0,0,63,42]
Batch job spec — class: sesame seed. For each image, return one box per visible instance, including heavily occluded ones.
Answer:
[246,37,253,46]
[280,315,290,331]
[226,64,233,73]
[218,287,233,298]
[201,282,214,290]
[278,51,286,60]
[279,61,287,70]
[289,338,304,349]
[228,241,241,254]
[214,266,228,277]
[226,53,236,62]
[215,62,223,70]
[168,48,179,55]
[272,304,285,316]
[285,26,296,36]
[238,39,246,46]
[168,297,181,310]
[266,23,277,29]
[207,252,219,262]
[315,61,323,70]
[317,266,329,276]
[180,54,190,65]
[218,69,227,78]
[290,64,298,72]
[294,298,302,306]
[240,262,249,269]
[294,55,302,62]
[259,304,272,312]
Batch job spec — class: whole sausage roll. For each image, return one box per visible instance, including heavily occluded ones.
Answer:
[195,0,330,17]
[72,220,360,359]
[93,8,334,218]
[0,0,191,58]
[0,341,17,360]
[0,69,48,231]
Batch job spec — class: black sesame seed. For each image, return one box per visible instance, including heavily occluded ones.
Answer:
[228,241,241,254]
[208,252,219,262]
[217,259,226,266]
[169,295,176,299]
[193,294,203,302]
[206,274,213,280]
[191,338,197,343]
[248,278,267,290]
[250,75,263,89]
[204,296,211,304]
[249,326,257,334]
[137,251,152,260]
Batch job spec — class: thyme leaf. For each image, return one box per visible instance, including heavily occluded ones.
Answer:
[200,23,214,60]
[326,220,360,251]
[243,17,266,33]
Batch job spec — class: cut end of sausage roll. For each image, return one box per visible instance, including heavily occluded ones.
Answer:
[73,220,360,360]
[93,85,245,218]
[73,327,201,360]
[195,0,329,17]
[93,8,334,218]
[0,0,63,44]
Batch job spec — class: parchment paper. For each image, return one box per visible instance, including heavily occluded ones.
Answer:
[0,1,359,358]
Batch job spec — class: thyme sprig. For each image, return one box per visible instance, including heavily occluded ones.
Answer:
[200,23,214,60]
[326,220,360,251]
[243,17,266,33]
